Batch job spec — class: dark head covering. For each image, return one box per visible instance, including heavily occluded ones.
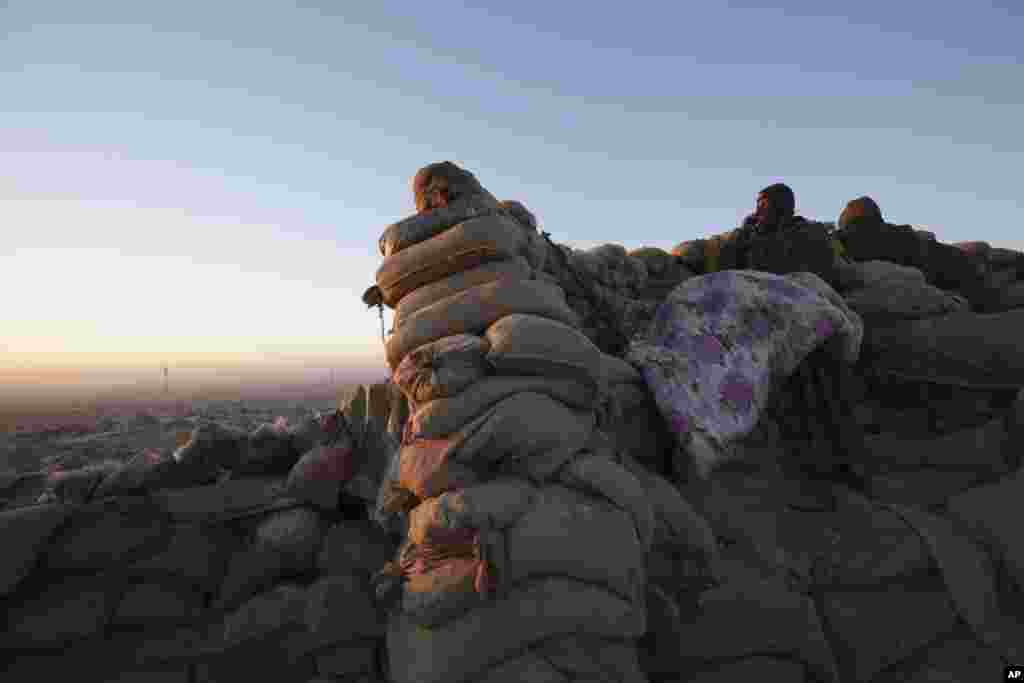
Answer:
[758,183,796,219]
[838,196,883,230]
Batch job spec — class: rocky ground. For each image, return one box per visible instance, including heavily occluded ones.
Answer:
[0,394,345,476]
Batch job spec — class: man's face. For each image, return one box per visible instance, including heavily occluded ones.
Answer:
[754,193,773,221]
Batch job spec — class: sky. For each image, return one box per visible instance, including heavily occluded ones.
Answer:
[2,0,1022,386]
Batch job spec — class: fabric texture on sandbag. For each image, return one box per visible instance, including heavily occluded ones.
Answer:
[485,313,604,389]
[408,478,539,544]
[379,193,501,257]
[601,352,643,385]
[617,453,718,562]
[501,484,646,603]
[629,247,675,278]
[397,436,481,500]
[394,257,533,327]
[393,334,491,404]
[376,214,530,307]
[398,526,498,628]
[627,269,863,477]
[447,391,596,483]
[843,279,969,322]
[408,375,596,440]
[385,278,579,369]
[840,260,926,291]
[863,309,1024,389]
[387,576,646,683]
[482,634,648,683]
[556,447,655,553]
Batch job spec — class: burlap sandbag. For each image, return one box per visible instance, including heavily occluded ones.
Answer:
[385,279,578,369]
[392,334,491,404]
[379,193,502,257]
[448,392,596,482]
[397,437,481,500]
[387,576,646,683]
[557,448,655,553]
[376,214,529,307]
[408,478,539,544]
[523,229,549,272]
[399,526,498,628]
[618,454,718,559]
[408,375,597,440]
[401,554,483,628]
[864,309,1024,389]
[394,258,533,327]
[600,353,643,385]
[629,247,675,277]
[843,280,969,322]
[503,484,645,603]
[477,635,647,683]
[485,314,603,388]
[841,260,926,291]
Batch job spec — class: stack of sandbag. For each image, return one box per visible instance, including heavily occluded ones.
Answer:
[368,173,653,683]
[839,261,969,324]
[629,246,696,301]
[598,352,676,475]
[540,243,663,355]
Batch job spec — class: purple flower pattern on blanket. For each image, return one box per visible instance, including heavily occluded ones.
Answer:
[627,270,863,474]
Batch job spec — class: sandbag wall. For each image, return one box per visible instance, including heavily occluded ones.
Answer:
[372,204,662,683]
[540,241,1024,681]
[0,391,400,683]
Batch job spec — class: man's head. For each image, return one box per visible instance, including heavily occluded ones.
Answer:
[412,161,487,213]
[838,196,883,231]
[753,183,796,227]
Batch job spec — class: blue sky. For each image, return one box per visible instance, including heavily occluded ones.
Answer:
[2,0,1022,378]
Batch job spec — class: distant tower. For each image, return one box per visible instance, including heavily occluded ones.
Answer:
[162,363,169,395]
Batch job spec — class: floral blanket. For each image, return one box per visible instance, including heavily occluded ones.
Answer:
[626,270,863,477]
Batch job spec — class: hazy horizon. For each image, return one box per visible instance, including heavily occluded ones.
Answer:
[3,1,1021,375]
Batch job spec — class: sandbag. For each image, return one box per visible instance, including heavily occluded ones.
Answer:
[408,375,597,440]
[394,258,533,326]
[484,635,647,683]
[387,577,646,683]
[401,553,483,628]
[523,229,549,272]
[485,314,603,388]
[600,353,643,385]
[557,450,654,553]
[397,437,482,500]
[449,392,596,482]
[379,193,501,257]
[864,310,1024,389]
[629,247,675,277]
[618,454,718,559]
[385,278,578,369]
[376,214,530,308]
[398,526,497,628]
[408,478,539,544]
[393,334,491,404]
[503,484,645,603]
[843,280,969,322]
[837,219,927,266]
[840,260,926,291]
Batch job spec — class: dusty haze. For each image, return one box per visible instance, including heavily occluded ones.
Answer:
[0,361,387,433]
